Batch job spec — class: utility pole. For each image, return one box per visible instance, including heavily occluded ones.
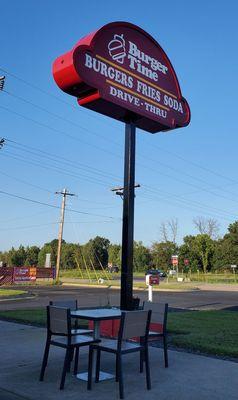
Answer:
[55,188,75,282]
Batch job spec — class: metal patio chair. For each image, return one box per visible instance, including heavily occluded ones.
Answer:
[142,301,169,368]
[87,309,152,399]
[39,306,99,390]
[49,299,93,335]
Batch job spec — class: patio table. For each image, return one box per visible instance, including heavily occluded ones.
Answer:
[71,308,122,381]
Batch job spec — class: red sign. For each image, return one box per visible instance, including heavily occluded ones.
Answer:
[149,275,160,285]
[53,22,190,133]
[184,258,190,266]
[14,267,36,282]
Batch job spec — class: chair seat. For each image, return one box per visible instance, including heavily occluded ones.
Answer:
[51,334,99,347]
[92,338,142,353]
[71,328,93,335]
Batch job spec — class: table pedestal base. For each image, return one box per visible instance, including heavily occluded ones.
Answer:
[76,371,115,381]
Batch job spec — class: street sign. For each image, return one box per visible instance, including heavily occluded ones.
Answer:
[53,21,190,133]
[171,255,178,266]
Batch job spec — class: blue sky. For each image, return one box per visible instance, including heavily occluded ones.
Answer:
[0,0,238,251]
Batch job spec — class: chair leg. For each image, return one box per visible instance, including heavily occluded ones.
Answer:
[60,347,71,390]
[67,348,74,372]
[163,335,169,368]
[39,337,50,381]
[116,353,119,382]
[87,347,93,390]
[74,347,79,375]
[140,349,144,373]
[144,346,151,390]
[118,354,124,400]
[95,349,101,382]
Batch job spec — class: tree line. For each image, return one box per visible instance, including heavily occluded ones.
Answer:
[1,219,238,273]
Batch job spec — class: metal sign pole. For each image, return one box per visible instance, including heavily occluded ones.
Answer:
[120,121,136,310]
[148,284,153,302]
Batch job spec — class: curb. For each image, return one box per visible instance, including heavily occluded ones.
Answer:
[0,294,36,302]
[61,282,198,292]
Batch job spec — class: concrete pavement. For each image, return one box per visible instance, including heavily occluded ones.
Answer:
[0,320,237,400]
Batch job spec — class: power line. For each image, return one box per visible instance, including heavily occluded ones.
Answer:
[136,150,238,198]
[2,88,122,148]
[2,68,237,194]
[2,72,238,214]
[0,170,52,194]
[143,138,238,185]
[0,104,122,160]
[0,68,122,129]
[0,220,117,231]
[2,95,237,201]
[137,159,238,205]
[5,134,238,208]
[139,187,236,221]
[2,145,236,220]
[0,189,121,220]
[1,150,118,188]
[5,138,121,181]
[142,185,238,217]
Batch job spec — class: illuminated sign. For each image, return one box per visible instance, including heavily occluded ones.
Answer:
[53,21,190,133]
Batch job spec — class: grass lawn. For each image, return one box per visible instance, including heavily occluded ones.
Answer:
[168,310,238,358]
[0,308,237,359]
[0,308,46,325]
[0,289,27,297]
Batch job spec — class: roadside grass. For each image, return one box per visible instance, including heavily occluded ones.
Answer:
[0,308,237,358]
[168,310,238,358]
[0,289,27,297]
[60,269,238,285]
[0,308,46,325]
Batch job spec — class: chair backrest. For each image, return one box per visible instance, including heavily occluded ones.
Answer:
[119,310,151,341]
[143,301,168,330]
[49,299,77,310]
[47,305,70,335]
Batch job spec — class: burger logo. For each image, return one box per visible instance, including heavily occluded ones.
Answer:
[108,34,126,64]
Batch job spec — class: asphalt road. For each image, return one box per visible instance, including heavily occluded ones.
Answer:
[0,285,237,311]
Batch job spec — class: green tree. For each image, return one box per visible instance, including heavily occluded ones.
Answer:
[212,221,238,270]
[84,236,110,269]
[193,234,214,274]
[61,243,79,269]
[179,235,201,272]
[151,241,177,271]
[8,245,26,266]
[108,244,121,266]
[25,246,40,266]
[133,241,151,272]
[38,239,65,267]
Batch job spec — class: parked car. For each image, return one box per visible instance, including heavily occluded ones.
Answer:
[108,265,119,273]
[145,269,167,278]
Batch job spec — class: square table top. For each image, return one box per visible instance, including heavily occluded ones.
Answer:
[71,308,122,321]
